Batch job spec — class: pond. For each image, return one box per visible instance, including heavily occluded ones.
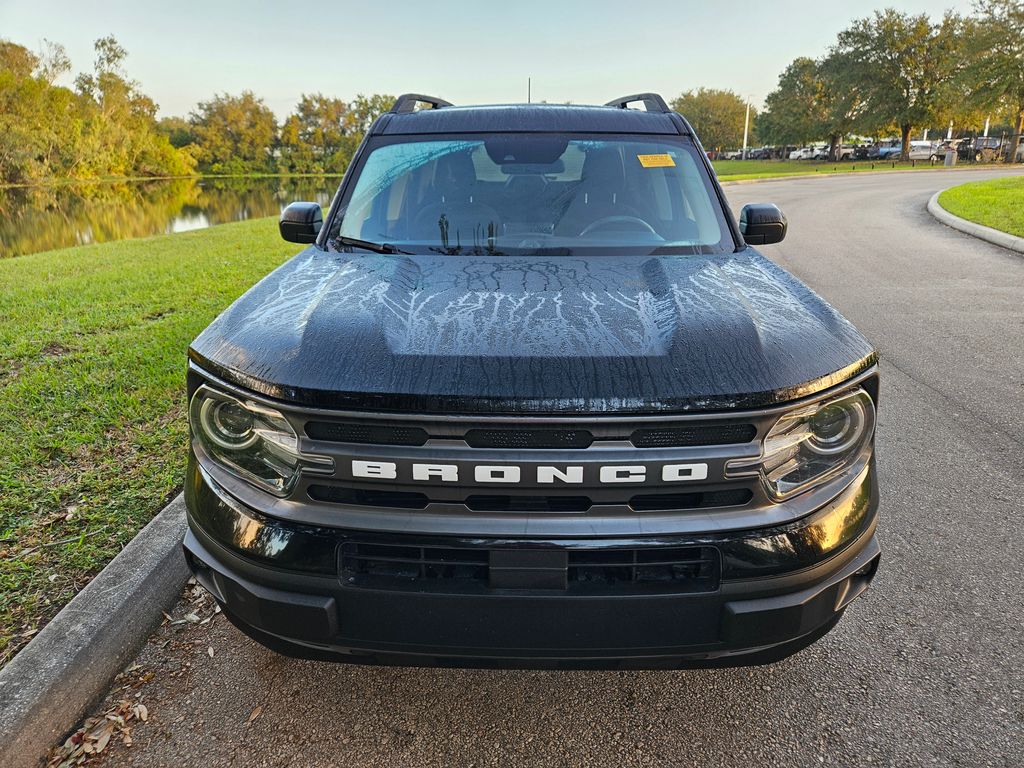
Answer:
[0,177,341,258]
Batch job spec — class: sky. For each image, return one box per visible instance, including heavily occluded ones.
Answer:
[1,0,977,118]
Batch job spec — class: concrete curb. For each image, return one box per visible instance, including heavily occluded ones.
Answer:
[927,190,1024,254]
[0,494,189,768]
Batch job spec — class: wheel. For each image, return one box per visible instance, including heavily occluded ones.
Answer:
[975,151,983,162]
[929,154,938,162]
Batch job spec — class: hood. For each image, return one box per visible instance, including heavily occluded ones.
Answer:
[189,247,876,414]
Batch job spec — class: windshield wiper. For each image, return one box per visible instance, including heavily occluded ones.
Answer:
[334,236,410,255]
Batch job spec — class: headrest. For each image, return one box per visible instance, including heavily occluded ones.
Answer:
[581,147,625,188]
[434,150,476,189]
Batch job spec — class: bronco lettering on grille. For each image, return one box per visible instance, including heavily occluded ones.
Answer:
[351,461,709,484]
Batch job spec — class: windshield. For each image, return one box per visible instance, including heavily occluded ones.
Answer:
[328,134,734,255]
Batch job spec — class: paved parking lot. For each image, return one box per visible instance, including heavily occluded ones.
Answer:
[75,168,1024,768]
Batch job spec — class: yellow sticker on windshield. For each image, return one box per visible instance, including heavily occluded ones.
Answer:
[637,153,675,168]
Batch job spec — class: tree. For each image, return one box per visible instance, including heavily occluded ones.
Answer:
[189,91,278,173]
[278,93,349,173]
[961,0,1024,161]
[295,94,348,159]
[671,88,754,152]
[278,113,319,174]
[0,36,192,182]
[345,93,394,135]
[157,116,196,149]
[830,9,966,160]
[760,58,831,148]
[0,40,39,78]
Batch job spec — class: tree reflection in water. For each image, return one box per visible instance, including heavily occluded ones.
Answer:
[0,176,339,258]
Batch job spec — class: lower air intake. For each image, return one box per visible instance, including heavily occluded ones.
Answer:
[340,540,720,595]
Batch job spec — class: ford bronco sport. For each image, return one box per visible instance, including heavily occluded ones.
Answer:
[184,93,880,668]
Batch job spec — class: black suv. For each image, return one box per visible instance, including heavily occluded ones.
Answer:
[184,93,880,668]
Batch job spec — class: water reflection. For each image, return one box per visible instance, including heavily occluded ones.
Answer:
[0,176,340,258]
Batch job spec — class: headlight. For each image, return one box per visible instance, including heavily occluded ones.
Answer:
[727,387,875,500]
[189,385,332,496]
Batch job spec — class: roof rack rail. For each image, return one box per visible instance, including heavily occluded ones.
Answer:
[604,93,671,113]
[390,93,454,114]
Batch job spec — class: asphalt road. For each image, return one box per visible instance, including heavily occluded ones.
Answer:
[74,168,1024,768]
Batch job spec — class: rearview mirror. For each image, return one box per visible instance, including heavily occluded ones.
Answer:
[739,203,787,246]
[279,202,323,244]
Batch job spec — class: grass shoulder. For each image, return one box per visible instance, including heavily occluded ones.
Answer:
[937,176,1024,239]
[712,159,947,181]
[0,216,300,667]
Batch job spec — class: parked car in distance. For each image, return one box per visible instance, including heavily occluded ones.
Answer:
[183,92,882,669]
[868,139,901,160]
[789,146,823,160]
[907,140,939,161]
[960,136,1005,163]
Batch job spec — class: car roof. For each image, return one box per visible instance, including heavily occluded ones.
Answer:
[374,102,685,137]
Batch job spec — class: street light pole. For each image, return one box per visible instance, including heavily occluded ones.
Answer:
[742,101,750,160]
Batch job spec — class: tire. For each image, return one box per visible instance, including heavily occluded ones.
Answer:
[975,151,983,162]
[929,154,938,162]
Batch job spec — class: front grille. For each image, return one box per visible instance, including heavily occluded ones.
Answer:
[630,488,751,511]
[300,411,764,518]
[305,421,428,446]
[631,423,757,447]
[465,428,592,449]
[308,486,429,509]
[340,540,721,595]
[304,418,755,449]
[308,485,751,513]
[465,495,591,513]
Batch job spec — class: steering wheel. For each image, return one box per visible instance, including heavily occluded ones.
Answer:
[579,215,659,237]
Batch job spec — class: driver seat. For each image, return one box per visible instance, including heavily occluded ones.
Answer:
[554,147,638,236]
[408,151,499,242]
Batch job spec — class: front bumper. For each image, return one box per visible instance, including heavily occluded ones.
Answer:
[184,459,880,669]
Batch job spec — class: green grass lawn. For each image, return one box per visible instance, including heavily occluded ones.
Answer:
[937,176,1024,238]
[0,216,298,667]
[711,159,943,181]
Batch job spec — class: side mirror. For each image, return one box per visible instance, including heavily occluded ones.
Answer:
[739,203,787,245]
[279,202,323,244]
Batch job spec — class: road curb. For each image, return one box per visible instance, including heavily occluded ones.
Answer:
[0,494,189,768]
[927,190,1024,254]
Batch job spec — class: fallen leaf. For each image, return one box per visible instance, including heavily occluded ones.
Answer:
[92,724,113,753]
[183,612,201,623]
[132,703,148,722]
[247,706,262,724]
[207,646,214,658]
